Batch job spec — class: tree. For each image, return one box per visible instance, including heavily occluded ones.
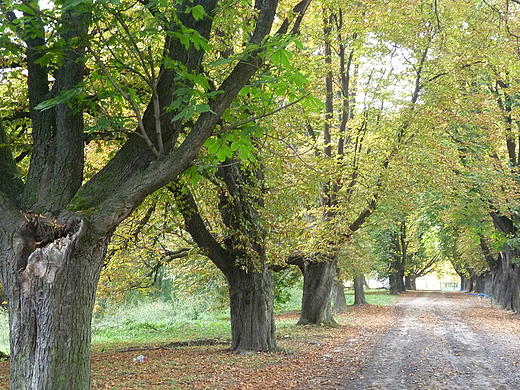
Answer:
[0,0,312,388]
[282,0,445,324]
[170,158,279,353]
[336,230,377,307]
[417,0,520,309]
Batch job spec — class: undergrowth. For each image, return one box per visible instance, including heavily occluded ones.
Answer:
[0,288,397,355]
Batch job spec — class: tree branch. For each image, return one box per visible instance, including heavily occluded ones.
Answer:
[217,95,309,134]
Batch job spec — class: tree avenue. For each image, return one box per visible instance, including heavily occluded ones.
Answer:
[0,0,312,388]
[4,0,520,388]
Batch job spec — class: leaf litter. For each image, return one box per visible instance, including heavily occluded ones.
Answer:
[0,292,519,389]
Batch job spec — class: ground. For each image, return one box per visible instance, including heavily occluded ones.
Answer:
[348,291,520,389]
[0,291,519,389]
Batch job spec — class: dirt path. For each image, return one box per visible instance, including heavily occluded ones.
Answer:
[347,291,520,390]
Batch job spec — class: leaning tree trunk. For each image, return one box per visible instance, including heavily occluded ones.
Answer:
[353,275,368,305]
[297,258,337,325]
[226,265,277,352]
[0,213,108,390]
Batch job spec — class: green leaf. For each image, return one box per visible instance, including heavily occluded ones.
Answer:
[195,104,212,113]
[35,85,84,111]
[230,140,241,152]
[188,5,206,21]
[206,139,221,155]
[294,38,304,50]
[62,0,91,10]
[271,48,294,70]
[216,143,232,161]
[209,57,234,67]
[172,105,196,122]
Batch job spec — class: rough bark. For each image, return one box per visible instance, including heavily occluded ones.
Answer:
[489,212,520,311]
[0,122,24,203]
[405,274,417,290]
[227,266,277,353]
[491,252,520,311]
[297,257,337,326]
[170,159,278,352]
[0,0,314,387]
[389,260,405,295]
[389,273,399,295]
[353,275,368,305]
[1,215,109,390]
[333,280,348,313]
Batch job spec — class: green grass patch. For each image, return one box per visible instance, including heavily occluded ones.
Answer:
[343,289,399,306]
[0,288,398,355]
[91,299,231,351]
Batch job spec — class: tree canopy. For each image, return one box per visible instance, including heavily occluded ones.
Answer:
[3,0,520,388]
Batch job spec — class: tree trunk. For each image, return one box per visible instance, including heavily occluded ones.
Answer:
[170,164,279,352]
[333,280,348,313]
[405,274,417,290]
[397,266,406,292]
[389,273,398,295]
[0,215,108,390]
[297,258,337,325]
[226,266,277,352]
[389,258,405,295]
[353,275,368,305]
[491,252,520,311]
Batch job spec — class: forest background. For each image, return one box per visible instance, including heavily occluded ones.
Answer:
[2,0,520,389]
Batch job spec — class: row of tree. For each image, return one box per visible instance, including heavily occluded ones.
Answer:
[2,0,520,389]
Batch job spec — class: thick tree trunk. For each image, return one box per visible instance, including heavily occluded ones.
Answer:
[389,273,398,295]
[171,165,279,352]
[226,266,277,352]
[405,274,417,290]
[353,275,368,305]
[491,252,520,311]
[0,215,108,390]
[389,271,405,294]
[297,258,337,325]
[332,280,348,313]
[389,259,405,295]
[398,267,406,292]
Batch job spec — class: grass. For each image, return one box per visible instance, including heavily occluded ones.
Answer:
[91,298,231,351]
[0,288,397,355]
[344,289,400,306]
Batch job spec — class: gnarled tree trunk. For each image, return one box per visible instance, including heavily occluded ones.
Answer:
[491,252,520,311]
[3,222,109,389]
[171,159,279,352]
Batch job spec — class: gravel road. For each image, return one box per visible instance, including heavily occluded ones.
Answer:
[346,291,520,389]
